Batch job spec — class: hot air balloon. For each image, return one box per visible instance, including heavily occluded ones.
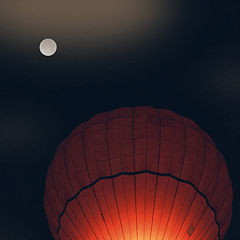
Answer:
[44,106,233,240]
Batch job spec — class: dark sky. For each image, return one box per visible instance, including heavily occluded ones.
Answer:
[0,1,239,239]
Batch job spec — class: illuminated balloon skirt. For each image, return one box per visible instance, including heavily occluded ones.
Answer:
[57,172,219,240]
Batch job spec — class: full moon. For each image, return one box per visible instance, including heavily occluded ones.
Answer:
[39,38,57,56]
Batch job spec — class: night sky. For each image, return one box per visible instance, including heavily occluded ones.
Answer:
[0,1,239,239]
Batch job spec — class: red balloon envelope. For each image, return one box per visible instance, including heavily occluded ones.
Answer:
[44,107,233,240]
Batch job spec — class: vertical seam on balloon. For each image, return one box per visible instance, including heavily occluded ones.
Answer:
[200,219,216,240]
[132,108,138,240]
[81,122,109,240]
[48,167,70,240]
[68,154,97,240]
[105,110,126,240]
[199,151,223,240]
[155,173,170,238]
[178,119,205,240]
[209,223,219,240]
[189,206,209,240]
[143,174,147,238]
[78,197,98,240]
[189,129,212,239]
[92,117,117,240]
[194,129,208,192]
[178,119,216,240]
[78,123,99,240]
[174,191,198,240]
[168,118,194,239]
[143,112,148,239]
[153,110,165,240]
[50,158,80,240]
[161,118,186,240]
[198,135,224,240]
[177,121,208,240]
[118,110,132,240]
[156,119,176,239]
[210,221,219,240]
[187,132,221,240]
[49,158,78,240]
[180,128,205,240]
[160,119,177,240]
[190,145,222,240]
[216,187,232,233]
[193,201,217,240]
[62,137,90,240]
[173,119,200,240]
[99,128,119,240]
[91,120,113,240]
[149,109,162,240]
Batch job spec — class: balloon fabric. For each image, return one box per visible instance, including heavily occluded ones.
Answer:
[44,107,233,240]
